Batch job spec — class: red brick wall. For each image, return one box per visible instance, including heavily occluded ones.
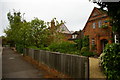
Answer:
[83,8,113,54]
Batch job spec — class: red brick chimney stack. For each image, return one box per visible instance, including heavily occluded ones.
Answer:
[51,19,55,29]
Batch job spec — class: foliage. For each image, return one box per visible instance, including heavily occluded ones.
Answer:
[16,43,24,53]
[27,46,40,50]
[74,39,82,50]
[29,18,49,48]
[4,10,69,54]
[48,41,80,54]
[80,47,95,57]
[4,10,50,50]
[82,36,89,49]
[81,47,88,53]
[100,24,108,29]
[1,36,8,46]
[4,11,23,45]
[91,44,96,50]
[100,43,120,80]
[74,35,91,56]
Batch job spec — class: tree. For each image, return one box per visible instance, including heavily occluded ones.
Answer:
[4,11,24,46]
[29,18,49,48]
[5,11,48,51]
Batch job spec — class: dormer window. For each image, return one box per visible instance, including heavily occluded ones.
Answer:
[93,23,96,28]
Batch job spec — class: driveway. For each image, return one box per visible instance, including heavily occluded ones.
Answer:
[89,57,106,78]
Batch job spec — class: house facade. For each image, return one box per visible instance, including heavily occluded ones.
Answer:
[83,7,113,55]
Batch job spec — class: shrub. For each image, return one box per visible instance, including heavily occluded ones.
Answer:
[81,47,88,53]
[82,36,89,48]
[16,43,24,53]
[27,46,40,50]
[81,47,95,57]
[100,43,120,80]
[48,41,80,54]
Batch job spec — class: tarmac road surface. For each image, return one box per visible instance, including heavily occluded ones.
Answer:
[2,47,48,78]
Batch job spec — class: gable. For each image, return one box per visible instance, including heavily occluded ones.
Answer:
[83,7,108,31]
[90,7,103,18]
[57,24,71,34]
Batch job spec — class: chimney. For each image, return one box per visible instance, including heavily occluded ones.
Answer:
[51,19,55,29]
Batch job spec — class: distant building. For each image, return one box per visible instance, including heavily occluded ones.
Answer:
[50,20,72,41]
[69,30,83,40]
[82,7,113,55]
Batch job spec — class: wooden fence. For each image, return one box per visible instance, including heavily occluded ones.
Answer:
[24,48,89,78]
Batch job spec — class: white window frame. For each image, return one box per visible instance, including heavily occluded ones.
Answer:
[115,34,119,43]
[98,20,102,28]
[72,34,77,39]
[92,38,95,45]
[93,23,96,29]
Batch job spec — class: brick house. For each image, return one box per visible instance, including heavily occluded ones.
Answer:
[83,7,113,55]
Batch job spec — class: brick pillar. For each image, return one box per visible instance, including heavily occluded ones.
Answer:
[96,35,101,55]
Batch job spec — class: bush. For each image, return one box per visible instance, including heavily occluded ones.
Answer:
[81,47,95,57]
[100,43,120,80]
[82,36,89,48]
[16,43,24,53]
[48,41,80,54]
[81,47,88,53]
[27,46,40,50]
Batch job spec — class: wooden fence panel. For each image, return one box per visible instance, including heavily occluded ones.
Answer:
[25,49,89,78]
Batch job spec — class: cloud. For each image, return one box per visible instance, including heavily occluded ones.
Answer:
[0,0,99,36]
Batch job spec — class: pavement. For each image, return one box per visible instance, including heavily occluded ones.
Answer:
[2,47,49,78]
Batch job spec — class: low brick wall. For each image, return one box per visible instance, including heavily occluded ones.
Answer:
[24,48,89,78]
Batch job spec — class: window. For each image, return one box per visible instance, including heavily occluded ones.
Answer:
[62,27,65,31]
[115,34,120,43]
[93,23,96,28]
[92,38,95,45]
[104,20,108,23]
[72,34,77,39]
[98,20,102,28]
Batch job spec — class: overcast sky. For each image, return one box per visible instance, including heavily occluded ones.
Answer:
[0,0,99,36]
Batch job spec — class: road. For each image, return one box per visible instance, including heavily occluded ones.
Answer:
[2,47,49,78]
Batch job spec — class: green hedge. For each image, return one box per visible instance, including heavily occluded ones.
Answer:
[48,41,80,54]
[80,47,95,57]
[16,43,24,53]
[100,43,120,80]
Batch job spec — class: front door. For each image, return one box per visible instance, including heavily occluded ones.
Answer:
[101,39,108,52]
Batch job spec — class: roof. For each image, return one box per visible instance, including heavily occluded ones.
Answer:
[82,7,108,31]
[58,23,71,34]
